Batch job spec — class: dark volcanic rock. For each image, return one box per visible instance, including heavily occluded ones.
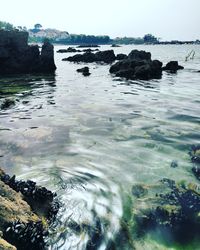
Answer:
[0,99,15,109]
[77,66,91,76]
[189,145,200,164]
[162,61,184,72]
[116,53,128,60]
[63,50,116,64]
[110,50,162,80]
[0,30,56,75]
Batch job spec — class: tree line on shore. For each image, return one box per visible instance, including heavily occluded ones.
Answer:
[1,20,199,45]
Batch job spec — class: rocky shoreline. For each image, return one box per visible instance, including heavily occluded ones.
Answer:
[0,30,56,75]
[0,168,59,250]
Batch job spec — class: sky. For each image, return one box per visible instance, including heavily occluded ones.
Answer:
[0,0,200,41]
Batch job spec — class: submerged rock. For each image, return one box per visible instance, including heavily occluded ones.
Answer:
[110,50,162,80]
[0,168,59,249]
[133,178,200,244]
[0,99,15,110]
[63,50,116,64]
[0,30,56,75]
[189,145,200,164]
[162,61,184,73]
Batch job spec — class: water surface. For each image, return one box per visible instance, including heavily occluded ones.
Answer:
[0,44,200,249]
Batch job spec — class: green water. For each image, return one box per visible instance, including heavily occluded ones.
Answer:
[0,45,200,249]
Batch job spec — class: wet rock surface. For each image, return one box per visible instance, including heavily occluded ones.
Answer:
[0,30,56,74]
[116,53,128,60]
[0,99,16,110]
[110,50,163,80]
[162,61,184,73]
[0,168,59,250]
[63,50,116,64]
[77,66,91,76]
[77,44,100,48]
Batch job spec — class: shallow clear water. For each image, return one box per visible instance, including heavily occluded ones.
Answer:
[0,44,200,249]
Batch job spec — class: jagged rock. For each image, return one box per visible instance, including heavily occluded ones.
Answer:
[110,50,162,80]
[63,50,116,64]
[0,30,56,75]
[162,61,184,72]
[116,53,128,60]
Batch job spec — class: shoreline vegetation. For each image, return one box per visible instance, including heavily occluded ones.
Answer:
[1,20,200,45]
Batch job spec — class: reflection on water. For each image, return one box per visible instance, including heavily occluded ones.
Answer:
[0,45,200,249]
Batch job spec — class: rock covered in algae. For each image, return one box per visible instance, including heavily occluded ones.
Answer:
[133,178,200,244]
[0,168,59,250]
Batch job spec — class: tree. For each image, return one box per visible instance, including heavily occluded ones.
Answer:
[34,23,42,30]
[143,34,159,44]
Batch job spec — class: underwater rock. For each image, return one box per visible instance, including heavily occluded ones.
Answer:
[110,50,162,80]
[170,160,178,168]
[0,30,56,75]
[0,99,15,110]
[162,61,184,73]
[133,178,200,244]
[189,145,200,164]
[192,166,200,181]
[0,168,59,250]
[132,184,148,198]
[63,50,116,64]
[77,66,91,76]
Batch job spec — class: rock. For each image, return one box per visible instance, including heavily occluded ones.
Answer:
[0,238,16,250]
[128,49,151,61]
[77,44,100,48]
[189,145,200,164]
[192,166,200,180]
[63,50,116,64]
[171,160,178,168]
[110,50,162,80]
[111,44,121,47]
[0,30,56,75]
[132,184,148,198]
[116,54,128,60]
[57,47,81,53]
[77,67,91,76]
[82,48,99,53]
[134,178,200,244]
[0,167,59,250]
[162,61,184,72]
[0,99,15,110]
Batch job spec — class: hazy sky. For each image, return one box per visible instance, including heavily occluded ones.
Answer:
[0,0,200,40]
